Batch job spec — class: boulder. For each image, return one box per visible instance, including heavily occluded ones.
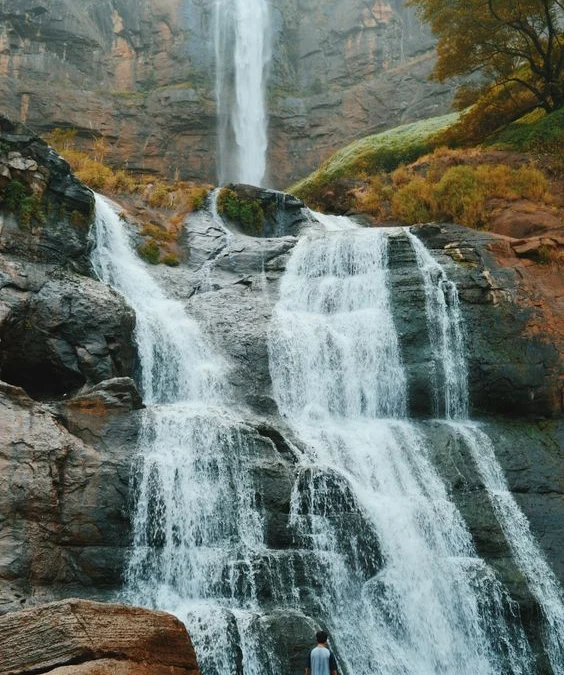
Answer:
[0,274,136,397]
[0,598,199,675]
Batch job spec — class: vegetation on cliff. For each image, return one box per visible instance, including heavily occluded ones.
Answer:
[47,129,210,266]
[290,106,563,265]
[217,188,266,235]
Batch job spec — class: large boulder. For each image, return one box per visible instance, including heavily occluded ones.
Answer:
[0,273,137,397]
[0,598,200,675]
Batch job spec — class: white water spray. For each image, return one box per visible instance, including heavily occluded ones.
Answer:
[268,223,533,674]
[409,228,564,673]
[215,0,271,186]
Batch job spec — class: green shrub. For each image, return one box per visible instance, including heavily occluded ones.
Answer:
[2,181,45,228]
[434,166,488,227]
[162,253,180,267]
[391,177,434,224]
[4,180,27,211]
[217,188,265,235]
[19,195,45,228]
[137,238,160,264]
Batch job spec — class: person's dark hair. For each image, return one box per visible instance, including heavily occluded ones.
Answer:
[316,630,328,644]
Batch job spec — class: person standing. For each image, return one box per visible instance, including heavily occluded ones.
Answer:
[305,631,338,675]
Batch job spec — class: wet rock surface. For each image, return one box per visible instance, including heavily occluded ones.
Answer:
[0,598,200,675]
[0,157,563,674]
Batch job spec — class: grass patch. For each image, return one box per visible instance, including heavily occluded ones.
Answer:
[289,112,459,206]
[217,188,265,235]
[486,108,564,158]
[46,128,211,265]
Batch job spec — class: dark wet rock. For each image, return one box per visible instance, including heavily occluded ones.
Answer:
[0,273,136,398]
[412,223,564,419]
[0,116,93,271]
[223,184,308,237]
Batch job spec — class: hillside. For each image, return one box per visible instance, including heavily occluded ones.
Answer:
[289,108,564,262]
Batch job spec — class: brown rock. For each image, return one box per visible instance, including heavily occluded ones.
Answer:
[47,661,193,674]
[0,599,200,675]
[0,381,138,612]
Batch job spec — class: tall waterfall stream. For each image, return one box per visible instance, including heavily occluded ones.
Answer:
[92,195,564,675]
[214,0,271,186]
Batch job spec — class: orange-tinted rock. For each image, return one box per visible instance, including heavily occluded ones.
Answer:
[0,599,199,675]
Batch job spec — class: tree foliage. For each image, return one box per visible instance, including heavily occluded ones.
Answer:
[409,0,564,112]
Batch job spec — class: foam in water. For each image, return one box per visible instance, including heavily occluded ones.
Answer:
[92,195,276,675]
[214,0,271,185]
[269,224,533,674]
[408,229,564,673]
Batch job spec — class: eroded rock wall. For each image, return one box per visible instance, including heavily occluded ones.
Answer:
[0,0,450,186]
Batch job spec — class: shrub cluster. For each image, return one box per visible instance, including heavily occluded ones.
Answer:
[386,160,549,227]
[2,180,46,229]
[217,188,265,235]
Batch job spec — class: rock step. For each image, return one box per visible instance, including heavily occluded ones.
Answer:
[0,599,200,675]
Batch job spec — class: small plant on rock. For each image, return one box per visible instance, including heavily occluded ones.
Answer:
[137,238,160,264]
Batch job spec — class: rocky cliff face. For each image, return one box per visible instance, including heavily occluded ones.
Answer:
[0,126,562,671]
[0,119,141,613]
[0,0,450,186]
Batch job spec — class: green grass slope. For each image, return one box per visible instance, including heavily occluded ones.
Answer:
[289,112,459,203]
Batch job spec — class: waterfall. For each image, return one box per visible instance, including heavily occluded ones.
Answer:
[91,195,277,675]
[268,224,533,674]
[408,229,564,674]
[214,0,271,186]
[90,191,563,674]
[407,232,468,419]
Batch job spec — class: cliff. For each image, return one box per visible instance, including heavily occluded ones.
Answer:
[0,0,451,186]
[0,123,562,672]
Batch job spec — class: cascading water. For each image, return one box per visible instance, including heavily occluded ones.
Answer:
[214,0,271,186]
[268,224,534,674]
[90,191,563,675]
[407,230,564,673]
[91,195,278,675]
[407,232,468,419]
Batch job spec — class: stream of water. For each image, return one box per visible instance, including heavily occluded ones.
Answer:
[92,196,563,674]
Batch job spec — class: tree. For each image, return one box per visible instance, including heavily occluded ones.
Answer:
[409,0,564,112]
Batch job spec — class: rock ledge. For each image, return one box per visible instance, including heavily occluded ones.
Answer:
[0,598,200,675]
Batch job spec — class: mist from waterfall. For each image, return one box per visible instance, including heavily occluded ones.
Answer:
[214,0,271,186]
[268,224,534,674]
[90,193,563,675]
